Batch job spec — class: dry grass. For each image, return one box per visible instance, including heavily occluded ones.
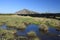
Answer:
[0,15,60,29]
[27,31,37,37]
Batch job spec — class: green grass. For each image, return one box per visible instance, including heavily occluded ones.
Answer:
[0,14,60,29]
[0,14,60,40]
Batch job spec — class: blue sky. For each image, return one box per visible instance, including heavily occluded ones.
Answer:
[0,0,60,13]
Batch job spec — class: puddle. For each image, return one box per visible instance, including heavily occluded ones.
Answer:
[0,24,60,40]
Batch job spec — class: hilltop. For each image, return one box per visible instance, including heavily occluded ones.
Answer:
[16,9,40,14]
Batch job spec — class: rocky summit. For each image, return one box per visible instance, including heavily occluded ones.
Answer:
[16,9,39,14]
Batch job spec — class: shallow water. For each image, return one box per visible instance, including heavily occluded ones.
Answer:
[0,24,60,40]
[0,24,7,29]
[16,24,60,40]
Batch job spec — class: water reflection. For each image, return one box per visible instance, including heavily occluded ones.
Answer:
[0,24,60,40]
[16,24,60,40]
[49,27,60,35]
[0,24,7,29]
[16,24,40,36]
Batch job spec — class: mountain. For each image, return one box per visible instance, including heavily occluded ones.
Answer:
[16,9,40,14]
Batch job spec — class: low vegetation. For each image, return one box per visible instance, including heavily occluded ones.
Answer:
[39,24,48,34]
[0,15,60,28]
[32,37,40,40]
[0,28,16,40]
[0,14,60,40]
[27,31,37,37]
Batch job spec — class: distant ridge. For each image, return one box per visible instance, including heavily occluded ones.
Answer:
[16,9,40,14]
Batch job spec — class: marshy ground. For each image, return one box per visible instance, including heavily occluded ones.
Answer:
[0,14,60,28]
[0,14,60,40]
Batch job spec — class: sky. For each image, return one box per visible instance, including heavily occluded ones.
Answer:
[0,0,60,13]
